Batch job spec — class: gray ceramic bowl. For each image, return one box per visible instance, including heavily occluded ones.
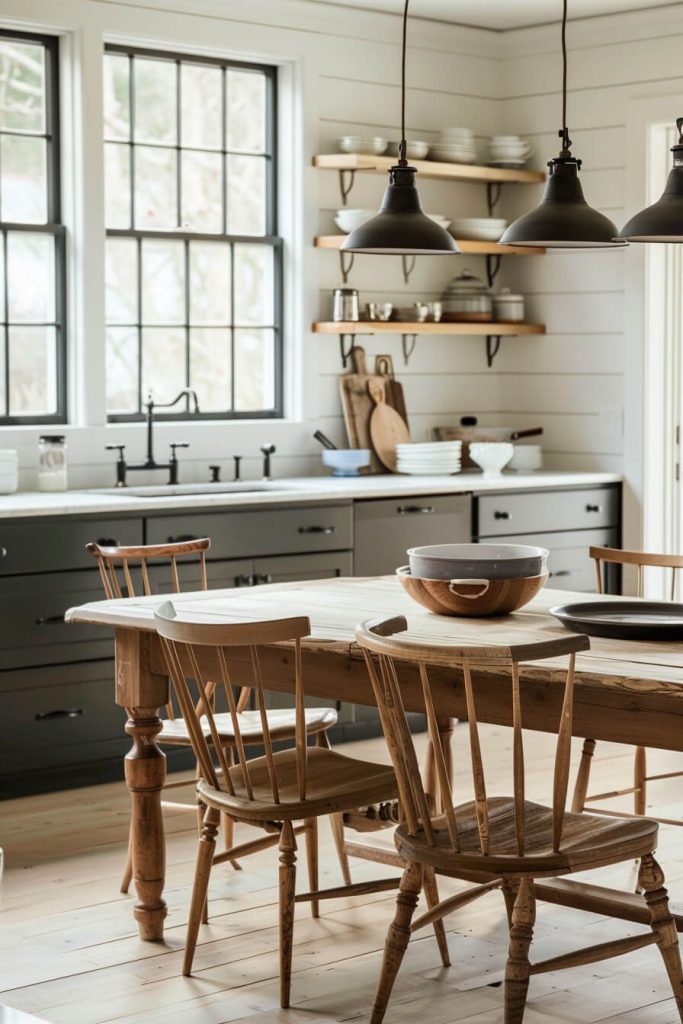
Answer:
[407,543,549,581]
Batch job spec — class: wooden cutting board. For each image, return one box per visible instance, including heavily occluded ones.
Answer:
[339,346,385,473]
[375,355,409,428]
[368,379,411,471]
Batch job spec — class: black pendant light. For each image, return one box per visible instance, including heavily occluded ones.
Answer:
[500,0,625,249]
[618,118,683,241]
[341,0,459,256]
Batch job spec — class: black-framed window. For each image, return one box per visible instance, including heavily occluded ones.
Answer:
[103,46,281,421]
[0,31,65,425]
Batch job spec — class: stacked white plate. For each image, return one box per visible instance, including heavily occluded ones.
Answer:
[450,217,508,241]
[430,126,477,164]
[396,441,462,476]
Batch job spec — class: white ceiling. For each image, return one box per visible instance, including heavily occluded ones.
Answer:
[307,0,673,30]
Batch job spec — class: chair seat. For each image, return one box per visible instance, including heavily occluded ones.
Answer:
[395,796,659,877]
[197,745,398,821]
[160,706,337,746]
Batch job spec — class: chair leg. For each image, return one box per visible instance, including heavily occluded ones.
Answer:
[120,819,134,894]
[330,812,352,886]
[504,876,536,1024]
[571,737,596,812]
[278,820,298,1009]
[502,878,520,928]
[304,817,319,919]
[183,805,220,977]
[639,853,683,1018]
[370,861,423,1024]
[422,866,450,967]
[634,745,648,816]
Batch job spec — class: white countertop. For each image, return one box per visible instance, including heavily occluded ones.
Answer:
[0,471,621,519]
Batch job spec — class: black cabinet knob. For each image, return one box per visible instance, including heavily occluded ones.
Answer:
[585,504,601,513]
[298,525,336,535]
[493,510,510,520]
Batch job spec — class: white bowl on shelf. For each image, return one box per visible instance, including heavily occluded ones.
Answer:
[387,140,430,159]
[450,217,508,241]
[337,136,387,155]
[334,208,376,232]
[470,442,514,478]
[509,445,543,472]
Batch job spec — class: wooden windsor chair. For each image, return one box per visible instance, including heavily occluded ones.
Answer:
[86,539,344,895]
[356,615,683,1024]
[153,601,411,1009]
[571,545,683,828]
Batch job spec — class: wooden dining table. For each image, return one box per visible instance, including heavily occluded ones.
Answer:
[66,576,683,942]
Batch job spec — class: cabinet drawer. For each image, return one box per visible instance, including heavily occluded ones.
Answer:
[146,504,353,560]
[0,660,127,777]
[252,551,353,586]
[489,528,618,592]
[476,487,619,537]
[0,570,114,670]
[354,494,471,577]
[0,517,143,576]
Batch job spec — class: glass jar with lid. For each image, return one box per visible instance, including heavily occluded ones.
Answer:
[38,435,68,492]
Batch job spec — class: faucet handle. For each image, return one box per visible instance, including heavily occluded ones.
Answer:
[260,443,276,456]
[209,464,221,483]
[105,444,126,457]
[169,443,190,457]
[105,445,126,487]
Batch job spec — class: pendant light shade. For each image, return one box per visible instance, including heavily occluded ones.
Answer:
[343,164,459,254]
[340,0,459,258]
[618,118,683,241]
[499,156,621,248]
[500,0,625,251]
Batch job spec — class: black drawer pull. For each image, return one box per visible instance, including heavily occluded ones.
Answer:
[396,505,434,515]
[96,536,120,547]
[255,573,273,585]
[494,510,510,520]
[549,569,580,578]
[34,708,84,721]
[234,574,253,587]
[35,615,66,626]
[167,534,199,543]
[297,526,336,535]
[585,504,601,513]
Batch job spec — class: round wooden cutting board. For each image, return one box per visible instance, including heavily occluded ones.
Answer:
[368,379,410,471]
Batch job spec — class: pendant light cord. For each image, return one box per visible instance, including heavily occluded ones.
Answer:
[398,0,409,165]
[559,0,571,155]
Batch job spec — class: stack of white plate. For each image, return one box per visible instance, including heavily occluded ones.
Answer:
[429,127,477,164]
[509,444,543,473]
[396,441,462,476]
[450,217,508,241]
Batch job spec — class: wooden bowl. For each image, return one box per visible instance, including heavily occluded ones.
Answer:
[396,565,548,617]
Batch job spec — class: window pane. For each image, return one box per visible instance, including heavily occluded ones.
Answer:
[1,135,47,222]
[189,241,230,324]
[227,69,266,153]
[142,327,185,403]
[181,151,222,232]
[181,63,222,149]
[134,146,177,229]
[134,58,176,144]
[233,244,274,325]
[0,40,45,133]
[106,238,138,324]
[105,142,131,228]
[227,155,266,235]
[106,326,138,413]
[190,328,230,411]
[103,53,130,140]
[234,328,274,411]
[141,239,184,324]
[7,232,54,322]
[8,325,56,415]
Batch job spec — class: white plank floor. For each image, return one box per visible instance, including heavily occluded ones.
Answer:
[1,727,682,1024]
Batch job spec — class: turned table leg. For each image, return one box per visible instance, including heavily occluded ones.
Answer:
[116,628,169,941]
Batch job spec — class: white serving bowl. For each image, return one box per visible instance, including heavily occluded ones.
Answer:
[510,445,543,472]
[470,441,514,478]
[322,449,371,477]
[337,136,387,155]
[450,217,508,240]
[387,140,430,159]
[407,542,549,581]
[334,208,376,232]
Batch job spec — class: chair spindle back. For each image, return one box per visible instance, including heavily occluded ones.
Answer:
[591,545,683,601]
[86,538,211,600]
[356,617,590,858]
[154,602,311,804]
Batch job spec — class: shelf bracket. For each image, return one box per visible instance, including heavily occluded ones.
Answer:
[401,333,418,366]
[401,254,416,285]
[339,333,356,368]
[486,182,503,216]
[485,253,502,288]
[338,250,355,284]
[338,169,356,206]
[486,335,502,368]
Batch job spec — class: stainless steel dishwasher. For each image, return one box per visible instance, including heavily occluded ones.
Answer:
[353,493,471,577]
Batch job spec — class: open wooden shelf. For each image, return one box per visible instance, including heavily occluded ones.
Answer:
[313,320,546,337]
[313,153,545,185]
[314,235,545,256]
